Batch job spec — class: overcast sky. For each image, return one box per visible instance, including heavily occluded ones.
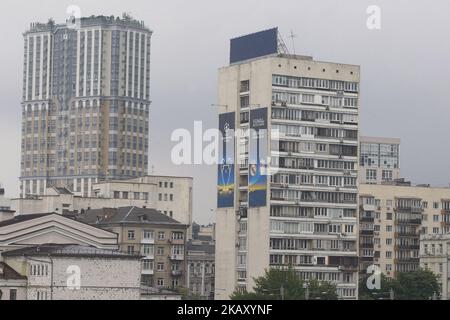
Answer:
[1,0,449,224]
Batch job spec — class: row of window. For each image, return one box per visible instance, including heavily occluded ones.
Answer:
[127,230,184,241]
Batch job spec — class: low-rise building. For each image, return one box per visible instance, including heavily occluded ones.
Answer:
[71,206,188,291]
[12,175,194,238]
[0,262,27,300]
[2,244,142,300]
[187,235,215,299]
[419,234,450,300]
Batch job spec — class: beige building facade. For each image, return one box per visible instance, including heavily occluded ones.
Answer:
[419,234,450,300]
[359,183,450,278]
[73,206,188,291]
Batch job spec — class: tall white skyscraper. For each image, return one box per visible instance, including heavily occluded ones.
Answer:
[20,15,152,197]
[215,28,360,300]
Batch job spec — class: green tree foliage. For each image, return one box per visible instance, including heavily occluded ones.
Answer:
[308,279,339,300]
[393,269,441,300]
[359,269,440,300]
[230,267,338,300]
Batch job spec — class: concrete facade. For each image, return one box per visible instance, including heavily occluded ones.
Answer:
[359,183,450,278]
[216,38,360,299]
[359,136,400,185]
[12,175,194,238]
[2,245,141,300]
[72,207,188,291]
[419,234,450,300]
[20,16,152,198]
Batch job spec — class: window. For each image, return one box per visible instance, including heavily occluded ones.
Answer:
[433,215,439,222]
[433,202,439,209]
[142,259,153,270]
[128,230,135,240]
[157,262,165,271]
[158,193,162,201]
[157,278,164,287]
[157,247,165,255]
[170,182,174,188]
[386,212,392,220]
[134,192,140,200]
[143,230,154,240]
[158,231,165,240]
[366,169,377,181]
[9,289,17,300]
[433,227,439,234]
[122,192,129,199]
[113,191,120,199]
[172,245,184,255]
[386,251,392,259]
[172,232,184,240]
[386,225,393,232]
[170,194,174,201]
[127,245,135,254]
[386,238,392,245]
[164,182,168,188]
[382,170,392,181]
[143,244,154,255]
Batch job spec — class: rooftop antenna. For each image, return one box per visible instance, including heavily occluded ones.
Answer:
[289,29,297,55]
[276,31,289,55]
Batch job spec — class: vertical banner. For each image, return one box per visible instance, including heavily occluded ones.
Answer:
[217,112,235,208]
[249,107,268,207]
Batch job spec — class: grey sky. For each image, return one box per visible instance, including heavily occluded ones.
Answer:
[1,0,449,224]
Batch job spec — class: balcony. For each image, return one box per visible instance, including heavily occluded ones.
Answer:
[170,239,185,245]
[170,254,184,261]
[142,269,154,275]
[171,270,183,277]
[141,238,155,244]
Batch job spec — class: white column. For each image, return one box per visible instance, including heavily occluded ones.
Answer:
[97,29,102,95]
[76,30,81,96]
[25,36,30,99]
[87,178,92,197]
[39,34,44,100]
[83,30,88,97]
[137,32,141,99]
[90,30,95,97]
[31,35,36,99]
[125,30,130,96]
[131,31,135,98]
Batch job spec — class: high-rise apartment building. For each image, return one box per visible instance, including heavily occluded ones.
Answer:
[359,136,400,184]
[20,15,152,198]
[215,28,360,300]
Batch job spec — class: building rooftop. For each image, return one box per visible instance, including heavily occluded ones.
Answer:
[71,206,187,227]
[0,213,52,227]
[187,240,215,255]
[26,14,152,34]
[0,262,27,281]
[2,244,139,259]
[360,136,401,144]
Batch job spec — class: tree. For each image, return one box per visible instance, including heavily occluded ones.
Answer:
[307,279,339,300]
[230,267,338,300]
[393,269,440,300]
[359,273,393,300]
[359,269,441,300]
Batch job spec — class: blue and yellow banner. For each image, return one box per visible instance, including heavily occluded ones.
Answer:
[249,107,268,207]
[217,112,235,208]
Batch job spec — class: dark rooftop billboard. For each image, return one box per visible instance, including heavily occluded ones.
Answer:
[230,28,278,64]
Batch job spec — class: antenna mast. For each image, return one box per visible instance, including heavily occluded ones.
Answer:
[289,29,297,55]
